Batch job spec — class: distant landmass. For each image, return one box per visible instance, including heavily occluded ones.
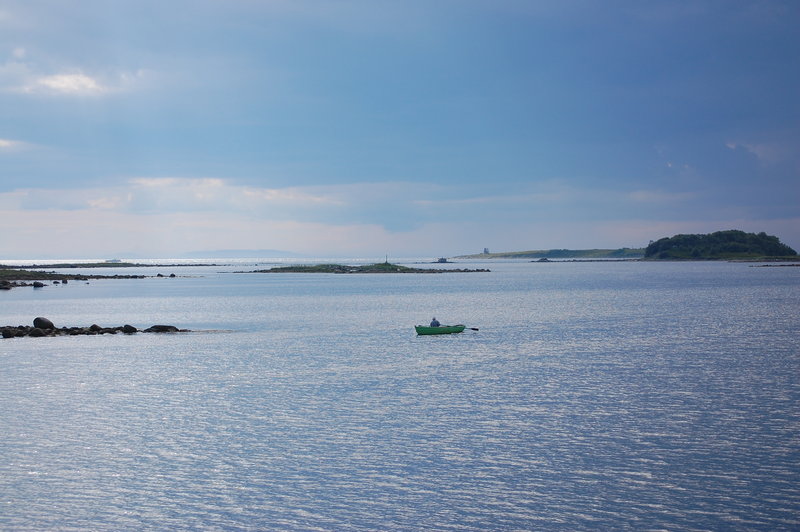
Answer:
[180,249,303,259]
[644,230,798,260]
[456,248,645,259]
[457,230,797,261]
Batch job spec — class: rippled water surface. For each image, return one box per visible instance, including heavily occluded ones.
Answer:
[1,260,798,530]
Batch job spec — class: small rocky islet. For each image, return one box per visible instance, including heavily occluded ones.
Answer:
[1,317,189,339]
[249,262,490,273]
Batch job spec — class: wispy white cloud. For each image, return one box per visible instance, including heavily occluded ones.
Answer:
[20,69,152,95]
[241,186,342,206]
[725,140,794,165]
[0,138,20,149]
[32,72,105,94]
[0,49,151,96]
[0,177,353,216]
[129,177,226,191]
[123,177,341,213]
[0,137,31,152]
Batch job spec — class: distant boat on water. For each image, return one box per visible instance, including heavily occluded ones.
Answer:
[415,324,467,335]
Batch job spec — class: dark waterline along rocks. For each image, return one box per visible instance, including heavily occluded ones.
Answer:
[1,318,190,339]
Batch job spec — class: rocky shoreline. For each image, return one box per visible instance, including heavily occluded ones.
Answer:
[2,317,189,339]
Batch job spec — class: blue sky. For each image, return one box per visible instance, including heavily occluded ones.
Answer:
[1,0,798,258]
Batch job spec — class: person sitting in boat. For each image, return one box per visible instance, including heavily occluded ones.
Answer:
[430,317,440,327]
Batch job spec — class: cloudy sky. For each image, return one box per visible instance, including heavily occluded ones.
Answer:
[1,0,798,258]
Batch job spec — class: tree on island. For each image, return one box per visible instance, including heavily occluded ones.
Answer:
[644,230,797,260]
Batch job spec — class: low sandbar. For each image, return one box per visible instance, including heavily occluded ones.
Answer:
[248,262,490,274]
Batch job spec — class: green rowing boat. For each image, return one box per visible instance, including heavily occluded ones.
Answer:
[415,324,466,335]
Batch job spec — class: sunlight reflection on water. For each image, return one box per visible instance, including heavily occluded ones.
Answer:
[1,261,798,530]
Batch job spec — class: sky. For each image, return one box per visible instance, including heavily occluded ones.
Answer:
[1,0,798,259]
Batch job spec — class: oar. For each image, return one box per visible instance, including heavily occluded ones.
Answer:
[467,327,479,331]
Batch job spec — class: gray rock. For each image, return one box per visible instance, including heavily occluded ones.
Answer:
[33,317,55,330]
[143,325,180,333]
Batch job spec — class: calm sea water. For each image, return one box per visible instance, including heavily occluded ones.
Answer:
[1,260,798,530]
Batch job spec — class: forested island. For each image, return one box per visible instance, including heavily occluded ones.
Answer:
[644,230,797,260]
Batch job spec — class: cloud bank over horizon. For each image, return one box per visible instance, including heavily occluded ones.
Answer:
[1,1,798,258]
[2,177,796,259]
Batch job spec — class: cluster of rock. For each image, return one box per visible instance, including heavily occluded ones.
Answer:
[4,280,73,289]
[0,280,46,290]
[1,317,189,339]
[1,274,150,290]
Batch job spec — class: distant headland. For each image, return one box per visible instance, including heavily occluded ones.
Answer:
[456,248,645,260]
[458,230,797,261]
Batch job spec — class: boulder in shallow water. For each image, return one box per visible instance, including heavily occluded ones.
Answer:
[143,325,180,333]
[122,324,138,334]
[33,317,55,330]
